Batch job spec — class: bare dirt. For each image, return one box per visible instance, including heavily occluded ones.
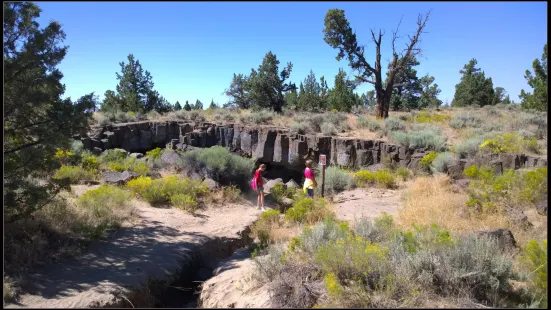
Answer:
[5,188,266,308]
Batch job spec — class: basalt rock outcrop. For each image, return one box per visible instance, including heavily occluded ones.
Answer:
[78,121,547,177]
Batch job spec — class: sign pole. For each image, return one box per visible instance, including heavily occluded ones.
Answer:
[320,154,326,198]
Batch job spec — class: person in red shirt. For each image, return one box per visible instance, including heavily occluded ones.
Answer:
[254,164,266,210]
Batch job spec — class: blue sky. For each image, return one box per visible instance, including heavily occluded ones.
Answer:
[36,1,547,107]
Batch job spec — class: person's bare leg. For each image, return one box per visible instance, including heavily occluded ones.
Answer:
[261,192,266,210]
[257,192,261,210]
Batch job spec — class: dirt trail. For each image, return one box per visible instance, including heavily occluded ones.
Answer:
[199,187,404,308]
[332,187,403,222]
[6,194,264,308]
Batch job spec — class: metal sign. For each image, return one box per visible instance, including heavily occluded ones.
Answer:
[319,154,327,166]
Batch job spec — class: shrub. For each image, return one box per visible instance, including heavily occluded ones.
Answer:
[285,197,332,224]
[449,111,483,129]
[180,146,254,188]
[54,147,77,165]
[419,152,437,168]
[222,185,241,202]
[368,119,382,131]
[384,117,405,131]
[324,166,354,195]
[53,165,97,183]
[77,185,133,239]
[240,110,275,125]
[413,111,451,124]
[454,133,498,159]
[146,147,163,159]
[354,169,397,189]
[128,176,208,207]
[356,116,370,129]
[251,209,282,246]
[321,122,338,135]
[297,218,351,254]
[81,153,100,171]
[290,122,310,134]
[430,152,456,173]
[170,194,199,213]
[390,130,447,151]
[395,167,411,180]
[463,165,547,212]
[480,132,541,154]
[270,183,295,205]
[521,240,548,307]
[100,149,128,163]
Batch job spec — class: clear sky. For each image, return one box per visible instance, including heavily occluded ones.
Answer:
[36,1,547,107]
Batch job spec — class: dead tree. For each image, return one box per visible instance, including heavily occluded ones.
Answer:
[323,10,431,118]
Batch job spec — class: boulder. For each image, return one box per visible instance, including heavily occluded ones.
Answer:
[78,180,101,186]
[103,170,138,184]
[285,179,299,189]
[475,228,517,252]
[147,171,163,180]
[536,199,547,216]
[281,197,294,207]
[161,149,181,166]
[203,178,219,191]
[447,159,466,180]
[264,178,284,193]
[505,208,532,229]
[92,147,103,156]
[130,153,144,159]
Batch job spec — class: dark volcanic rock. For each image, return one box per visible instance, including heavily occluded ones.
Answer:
[103,170,138,184]
[475,228,517,252]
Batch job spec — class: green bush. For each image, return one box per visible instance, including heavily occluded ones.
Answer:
[420,151,437,168]
[285,197,332,224]
[180,146,254,188]
[480,132,541,154]
[521,240,548,308]
[240,110,275,125]
[324,166,354,195]
[270,183,295,205]
[251,209,282,246]
[146,147,163,159]
[356,116,370,129]
[170,194,199,213]
[100,149,128,163]
[128,175,208,208]
[395,167,411,180]
[53,165,97,184]
[390,129,447,151]
[430,152,456,173]
[77,185,133,239]
[81,153,100,171]
[290,121,310,134]
[463,165,547,212]
[384,117,405,131]
[449,111,483,129]
[321,122,338,135]
[353,169,397,189]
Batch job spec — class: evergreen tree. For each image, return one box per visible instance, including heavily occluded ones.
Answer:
[184,100,192,111]
[520,44,547,111]
[224,73,252,109]
[388,56,422,111]
[319,75,329,109]
[327,69,357,112]
[4,2,95,222]
[209,99,217,109]
[174,101,182,110]
[194,99,203,110]
[418,74,442,108]
[452,59,495,107]
[298,70,322,111]
[284,87,299,109]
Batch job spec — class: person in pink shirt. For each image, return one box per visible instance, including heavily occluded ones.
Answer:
[253,164,266,210]
[303,160,317,198]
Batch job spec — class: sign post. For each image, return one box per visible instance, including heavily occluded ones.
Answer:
[319,154,326,198]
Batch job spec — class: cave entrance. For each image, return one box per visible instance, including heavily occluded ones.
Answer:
[257,162,304,185]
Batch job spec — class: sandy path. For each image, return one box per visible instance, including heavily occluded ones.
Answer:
[332,187,403,223]
[6,197,264,308]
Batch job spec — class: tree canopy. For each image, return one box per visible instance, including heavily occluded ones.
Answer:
[4,2,96,222]
[519,44,547,111]
[452,59,495,107]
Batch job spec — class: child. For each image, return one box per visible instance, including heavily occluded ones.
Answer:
[303,160,317,198]
[253,164,266,210]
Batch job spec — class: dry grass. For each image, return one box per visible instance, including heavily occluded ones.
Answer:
[267,224,303,244]
[396,174,547,248]
[396,175,509,233]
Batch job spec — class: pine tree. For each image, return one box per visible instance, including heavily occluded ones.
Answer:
[520,44,547,111]
[183,100,191,111]
[452,59,495,107]
[194,99,203,110]
[174,101,182,110]
[4,2,96,222]
[209,99,217,109]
